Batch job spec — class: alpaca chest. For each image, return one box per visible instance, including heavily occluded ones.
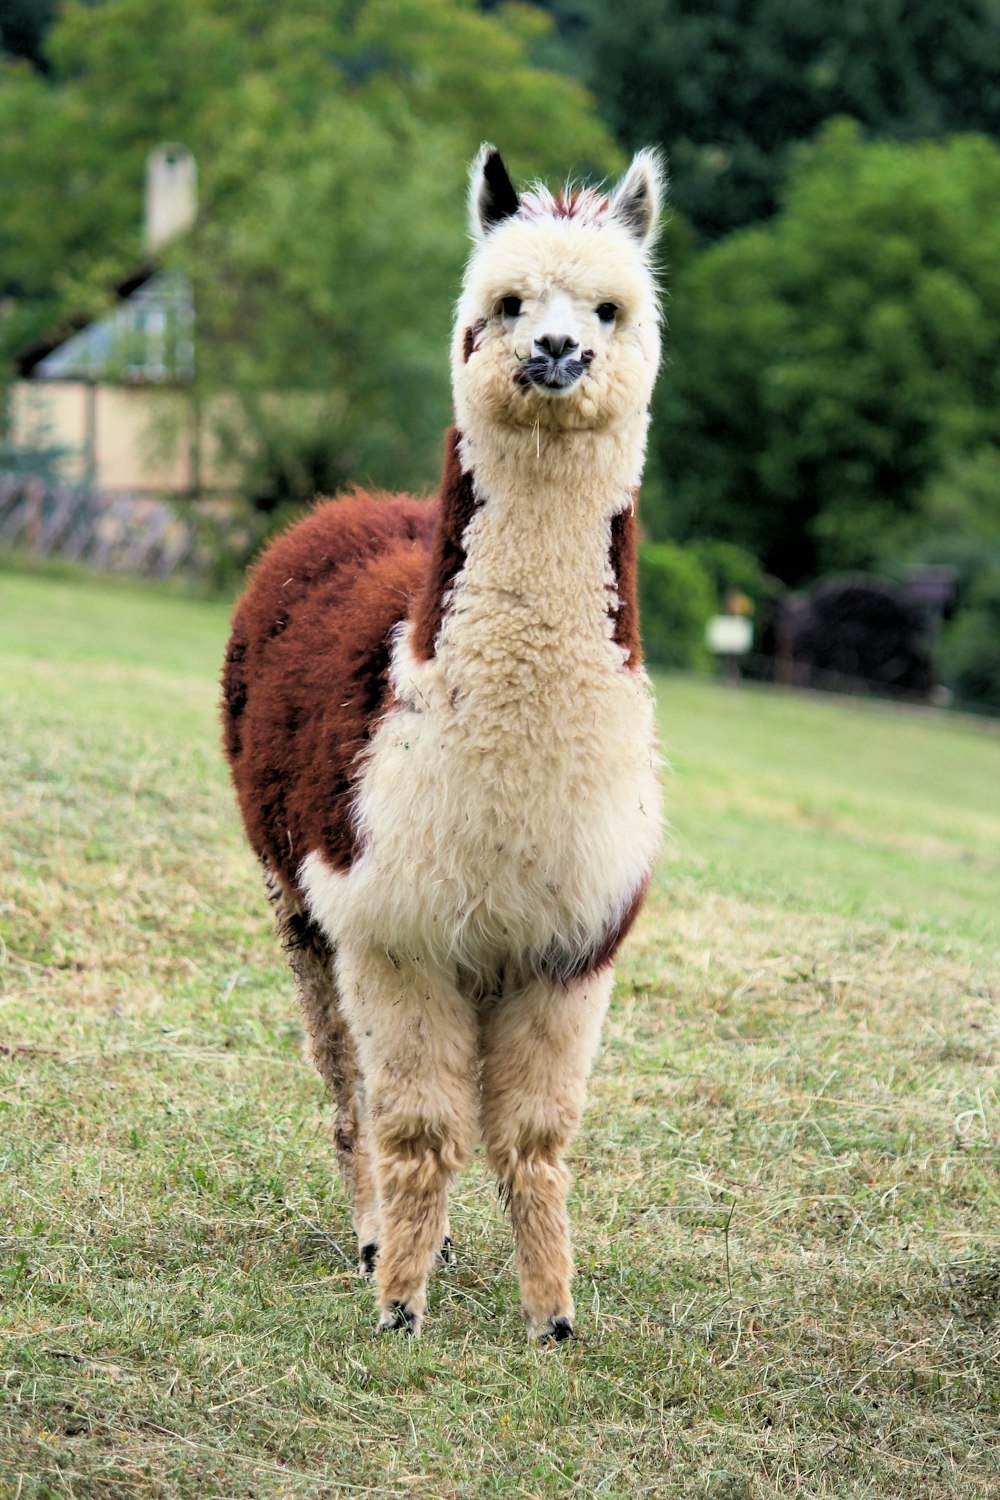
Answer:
[331,643,663,969]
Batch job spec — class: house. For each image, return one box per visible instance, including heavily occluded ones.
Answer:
[9,145,234,495]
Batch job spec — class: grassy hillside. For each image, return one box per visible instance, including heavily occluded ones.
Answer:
[1,567,998,1499]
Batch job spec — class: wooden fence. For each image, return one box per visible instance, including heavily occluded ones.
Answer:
[0,474,227,578]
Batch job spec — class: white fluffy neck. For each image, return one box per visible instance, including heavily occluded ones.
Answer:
[435,411,646,678]
[457,405,649,509]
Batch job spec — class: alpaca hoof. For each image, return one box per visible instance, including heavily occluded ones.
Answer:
[538,1315,575,1344]
[438,1235,455,1267]
[378,1301,418,1336]
[359,1242,378,1277]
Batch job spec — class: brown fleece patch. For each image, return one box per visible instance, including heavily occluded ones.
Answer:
[221,492,437,892]
[410,427,482,661]
[529,873,651,985]
[221,618,249,760]
[462,320,486,363]
[608,499,641,669]
[582,874,650,974]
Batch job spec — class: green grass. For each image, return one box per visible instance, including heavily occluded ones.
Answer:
[1,565,998,1499]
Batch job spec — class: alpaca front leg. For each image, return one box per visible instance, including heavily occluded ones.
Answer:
[479,966,614,1339]
[336,943,479,1335]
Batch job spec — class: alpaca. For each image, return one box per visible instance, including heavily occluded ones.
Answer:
[222,145,665,1339]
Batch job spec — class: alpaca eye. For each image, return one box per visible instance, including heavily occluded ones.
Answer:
[500,295,522,318]
[596,302,618,323]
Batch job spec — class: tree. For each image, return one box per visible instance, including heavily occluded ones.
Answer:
[582,0,1000,238]
[0,0,59,71]
[887,445,1000,609]
[1,0,621,496]
[653,122,1000,583]
[887,444,1000,711]
[937,572,1000,712]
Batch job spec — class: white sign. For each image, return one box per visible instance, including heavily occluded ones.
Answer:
[706,615,753,655]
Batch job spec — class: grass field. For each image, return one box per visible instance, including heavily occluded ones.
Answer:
[1,565,998,1499]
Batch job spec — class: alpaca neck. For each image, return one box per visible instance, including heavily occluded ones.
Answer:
[419,414,645,680]
[459,408,649,519]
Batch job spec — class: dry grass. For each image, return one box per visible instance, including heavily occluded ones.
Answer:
[1,566,998,1499]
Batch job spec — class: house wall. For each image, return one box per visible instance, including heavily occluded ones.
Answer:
[9,380,238,494]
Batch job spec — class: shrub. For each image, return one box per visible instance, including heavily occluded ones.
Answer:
[782,574,933,696]
[886,444,1000,613]
[937,571,1000,714]
[637,541,714,669]
[686,539,766,611]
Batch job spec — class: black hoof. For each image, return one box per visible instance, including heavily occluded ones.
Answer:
[540,1315,575,1343]
[379,1300,417,1335]
[359,1242,378,1277]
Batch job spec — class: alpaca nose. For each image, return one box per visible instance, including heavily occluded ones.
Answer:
[535,332,579,360]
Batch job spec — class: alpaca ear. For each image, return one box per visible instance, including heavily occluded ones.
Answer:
[470,144,520,239]
[609,149,666,249]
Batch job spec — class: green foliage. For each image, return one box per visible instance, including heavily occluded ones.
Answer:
[657,123,1000,583]
[1,0,620,495]
[637,539,714,668]
[937,570,1000,713]
[495,0,592,79]
[635,537,770,675]
[890,445,1000,603]
[0,406,74,482]
[920,443,1000,541]
[684,539,769,610]
[192,99,463,496]
[0,0,58,70]
[879,445,1000,710]
[581,0,1000,239]
[684,538,783,663]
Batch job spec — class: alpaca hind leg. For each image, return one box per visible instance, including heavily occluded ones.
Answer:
[479,966,614,1339]
[294,935,381,1269]
[267,872,380,1268]
[336,943,479,1335]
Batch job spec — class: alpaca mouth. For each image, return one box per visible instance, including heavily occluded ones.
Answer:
[516,354,587,392]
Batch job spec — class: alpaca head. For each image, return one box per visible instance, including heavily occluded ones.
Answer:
[453,146,665,438]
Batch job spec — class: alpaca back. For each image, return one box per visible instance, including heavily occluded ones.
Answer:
[222,493,436,893]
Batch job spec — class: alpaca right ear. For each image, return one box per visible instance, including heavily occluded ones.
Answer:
[609,148,666,249]
[470,144,520,239]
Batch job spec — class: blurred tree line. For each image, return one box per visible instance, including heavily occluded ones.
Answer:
[2,0,999,707]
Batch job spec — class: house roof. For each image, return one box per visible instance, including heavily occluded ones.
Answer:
[15,267,194,384]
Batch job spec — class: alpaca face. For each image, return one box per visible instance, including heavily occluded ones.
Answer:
[453,149,664,435]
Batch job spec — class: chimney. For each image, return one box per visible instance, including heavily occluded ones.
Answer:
[144,144,197,256]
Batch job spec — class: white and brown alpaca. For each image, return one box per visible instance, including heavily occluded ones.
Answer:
[222,145,665,1339]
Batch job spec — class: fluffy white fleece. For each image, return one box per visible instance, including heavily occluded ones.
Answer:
[300,152,665,984]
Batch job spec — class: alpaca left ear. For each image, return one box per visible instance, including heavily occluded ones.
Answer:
[470,144,520,239]
[609,149,666,249]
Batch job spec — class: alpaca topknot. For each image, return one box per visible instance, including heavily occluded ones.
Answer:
[517,183,610,228]
[470,144,667,255]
